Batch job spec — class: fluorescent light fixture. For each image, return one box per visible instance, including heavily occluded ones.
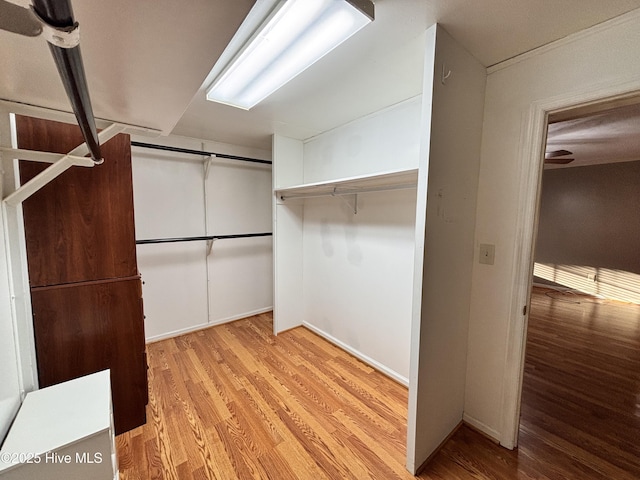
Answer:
[205,0,374,110]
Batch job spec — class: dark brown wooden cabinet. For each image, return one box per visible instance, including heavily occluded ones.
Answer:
[30,278,148,433]
[16,115,147,434]
[17,116,138,287]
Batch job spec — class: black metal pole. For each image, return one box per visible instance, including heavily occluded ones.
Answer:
[135,232,273,245]
[32,0,102,163]
[131,141,272,165]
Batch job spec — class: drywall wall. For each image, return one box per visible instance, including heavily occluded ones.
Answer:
[272,135,304,334]
[534,160,640,303]
[406,25,486,472]
[132,134,272,341]
[0,110,38,444]
[0,204,21,444]
[302,189,417,383]
[303,96,422,183]
[300,97,422,384]
[465,10,640,446]
[536,160,640,272]
[132,140,209,341]
[206,156,273,323]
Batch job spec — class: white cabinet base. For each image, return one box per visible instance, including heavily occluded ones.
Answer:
[0,370,118,479]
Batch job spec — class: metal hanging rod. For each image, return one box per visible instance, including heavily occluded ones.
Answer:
[33,0,103,163]
[136,232,272,245]
[131,141,272,165]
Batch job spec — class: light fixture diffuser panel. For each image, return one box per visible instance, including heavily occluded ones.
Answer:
[206,0,374,110]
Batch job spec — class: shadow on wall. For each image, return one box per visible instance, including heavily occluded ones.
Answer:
[534,263,640,305]
[534,160,640,304]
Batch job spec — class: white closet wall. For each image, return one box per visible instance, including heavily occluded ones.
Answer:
[206,158,273,322]
[273,96,422,384]
[273,23,487,476]
[132,140,208,341]
[0,206,22,444]
[272,136,304,334]
[0,110,35,444]
[303,97,421,383]
[303,98,422,182]
[302,190,417,382]
[406,25,486,472]
[132,134,272,342]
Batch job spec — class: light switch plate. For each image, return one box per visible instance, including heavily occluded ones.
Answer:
[479,243,495,265]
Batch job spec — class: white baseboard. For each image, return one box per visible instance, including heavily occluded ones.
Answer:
[146,322,210,343]
[146,307,273,343]
[531,281,572,291]
[302,322,409,387]
[208,307,273,326]
[462,413,501,444]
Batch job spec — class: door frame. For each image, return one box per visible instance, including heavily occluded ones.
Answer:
[498,81,640,449]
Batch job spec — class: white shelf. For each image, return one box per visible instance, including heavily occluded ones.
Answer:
[275,168,418,200]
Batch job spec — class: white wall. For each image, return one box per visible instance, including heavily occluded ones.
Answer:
[132,134,273,341]
[465,10,640,446]
[272,135,304,334]
[303,97,422,183]
[0,110,38,444]
[406,25,486,472]
[273,98,421,376]
[302,189,417,383]
[0,204,21,444]
[207,156,273,323]
[298,97,422,384]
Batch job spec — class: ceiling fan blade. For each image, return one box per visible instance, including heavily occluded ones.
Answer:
[544,157,574,165]
[545,149,573,159]
[0,0,42,37]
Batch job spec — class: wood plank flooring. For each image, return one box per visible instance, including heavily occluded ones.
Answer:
[518,287,640,479]
[418,287,640,479]
[117,289,640,479]
[117,313,414,479]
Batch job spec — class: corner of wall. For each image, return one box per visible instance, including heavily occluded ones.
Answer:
[407,23,488,471]
[272,135,304,334]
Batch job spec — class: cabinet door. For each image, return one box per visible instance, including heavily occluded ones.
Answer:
[17,115,137,287]
[30,278,147,434]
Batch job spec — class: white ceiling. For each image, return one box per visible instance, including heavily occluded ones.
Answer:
[173,0,640,150]
[2,0,640,151]
[546,103,640,169]
[0,0,255,134]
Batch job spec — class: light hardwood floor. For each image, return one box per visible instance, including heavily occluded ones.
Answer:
[117,288,640,479]
[117,313,414,479]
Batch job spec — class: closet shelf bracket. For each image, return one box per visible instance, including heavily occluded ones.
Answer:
[0,147,95,167]
[333,190,358,214]
[3,123,125,206]
[203,154,216,180]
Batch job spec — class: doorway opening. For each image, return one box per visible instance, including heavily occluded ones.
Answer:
[518,99,640,477]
